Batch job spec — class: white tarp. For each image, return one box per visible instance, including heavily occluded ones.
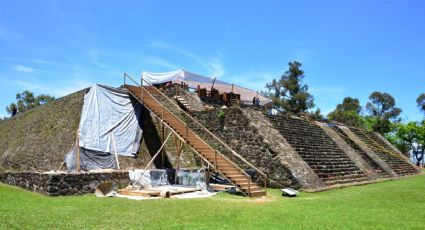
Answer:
[78,84,143,157]
[142,70,185,85]
[142,69,271,105]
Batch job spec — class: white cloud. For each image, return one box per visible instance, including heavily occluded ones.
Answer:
[0,24,22,41]
[145,56,180,70]
[150,40,225,77]
[87,48,107,69]
[209,58,225,78]
[14,65,35,73]
[309,86,346,95]
[15,79,93,97]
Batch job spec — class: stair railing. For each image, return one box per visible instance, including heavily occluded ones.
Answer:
[123,73,268,192]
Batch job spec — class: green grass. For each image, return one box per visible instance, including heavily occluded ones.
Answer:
[1,174,425,230]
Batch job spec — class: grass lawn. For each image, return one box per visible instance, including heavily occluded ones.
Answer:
[1,173,425,230]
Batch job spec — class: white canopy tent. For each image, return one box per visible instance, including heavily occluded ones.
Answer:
[141,69,271,105]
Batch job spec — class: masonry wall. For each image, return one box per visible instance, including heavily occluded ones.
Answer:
[0,171,129,196]
[189,108,297,188]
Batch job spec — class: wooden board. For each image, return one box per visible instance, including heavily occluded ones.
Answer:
[209,184,236,191]
[118,186,200,197]
[119,189,161,197]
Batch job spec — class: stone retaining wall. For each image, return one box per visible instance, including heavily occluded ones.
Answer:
[189,108,297,188]
[316,122,378,179]
[243,109,325,189]
[0,171,129,196]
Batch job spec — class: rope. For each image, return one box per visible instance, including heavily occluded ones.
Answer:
[357,128,408,163]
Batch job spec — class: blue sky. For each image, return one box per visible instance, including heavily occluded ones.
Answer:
[0,0,424,121]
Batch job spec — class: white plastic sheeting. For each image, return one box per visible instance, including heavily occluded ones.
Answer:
[129,169,170,187]
[78,84,143,157]
[142,70,185,85]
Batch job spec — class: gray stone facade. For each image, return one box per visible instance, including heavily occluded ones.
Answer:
[189,108,299,188]
[244,109,325,189]
[0,171,129,196]
[316,122,378,179]
[338,126,398,177]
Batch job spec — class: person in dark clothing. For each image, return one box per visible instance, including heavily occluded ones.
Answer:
[11,107,17,117]
[255,97,260,107]
[252,96,256,106]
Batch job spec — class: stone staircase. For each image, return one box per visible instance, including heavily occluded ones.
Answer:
[349,128,417,176]
[164,85,204,111]
[267,115,370,186]
[332,126,389,177]
[174,95,195,111]
[125,85,266,197]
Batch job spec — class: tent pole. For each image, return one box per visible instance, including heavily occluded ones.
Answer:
[174,139,184,185]
[210,76,216,97]
[161,122,165,167]
[133,132,173,188]
[76,129,80,172]
[111,133,120,170]
[143,132,172,171]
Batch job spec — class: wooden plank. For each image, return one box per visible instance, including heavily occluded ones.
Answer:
[119,189,161,197]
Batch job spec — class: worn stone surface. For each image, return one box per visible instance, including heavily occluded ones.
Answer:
[164,85,204,111]
[374,132,416,163]
[267,114,370,186]
[349,127,418,176]
[316,122,378,179]
[0,171,129,196]
[189,108,297,188]
[332,126,389,177]
[339,126,398,177]
[243,109,325,189]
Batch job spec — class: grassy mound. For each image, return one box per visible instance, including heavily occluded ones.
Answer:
[1,173,424,229]
[0,90,86,171]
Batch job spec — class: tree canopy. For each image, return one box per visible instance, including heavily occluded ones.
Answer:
[265,61,314,113]
[328,97,363,126]
[6,90,55,115]
[365,91,401,134]
[387,121,425,162]
[417,93,425,116]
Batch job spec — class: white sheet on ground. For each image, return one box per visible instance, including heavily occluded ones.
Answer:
[78,84,143,157]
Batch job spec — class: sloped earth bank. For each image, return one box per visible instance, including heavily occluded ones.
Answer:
[0,88,198,172]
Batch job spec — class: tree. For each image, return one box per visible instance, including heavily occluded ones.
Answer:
[328,97,363,126]
[265,61,314,113]
[309,108,324,121]
[387,121,425,164]
[365,91,401,134]
[417,93,425,116]
[6,90,55,115]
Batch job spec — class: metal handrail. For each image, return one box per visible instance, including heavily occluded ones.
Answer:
[123,73,268,189]
[123,78,251,195]
[141,75,266,178]
[124,75,251,177]
[124,76,257,192]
